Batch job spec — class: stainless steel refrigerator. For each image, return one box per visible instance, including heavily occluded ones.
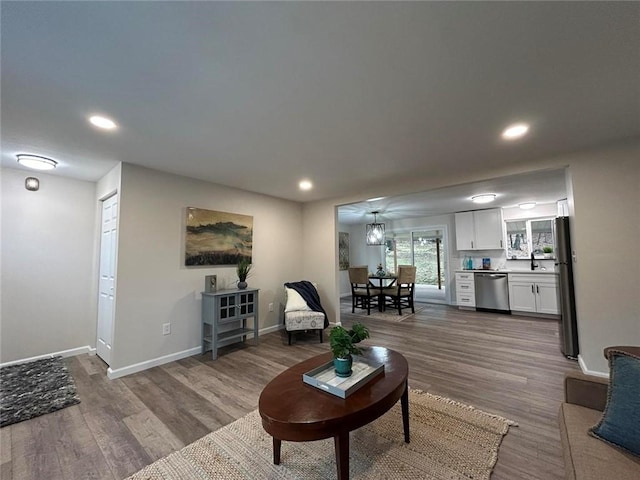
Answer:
[555,216,579,358]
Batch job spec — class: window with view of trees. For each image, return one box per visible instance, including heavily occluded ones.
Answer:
[384,230,445,286]
[506,218,555,259]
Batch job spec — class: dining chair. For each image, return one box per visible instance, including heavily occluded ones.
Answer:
[382,265,416,315]
[348,266,379,315]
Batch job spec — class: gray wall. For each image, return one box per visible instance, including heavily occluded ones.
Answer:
[567,143,640,374]
[302,140,640,375]
[1,168,97,362]
[2,140,638,377]
[111,163,304,371]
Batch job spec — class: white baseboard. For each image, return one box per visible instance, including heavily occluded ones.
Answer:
[107,346,202,380]
[578,354,609,378]
[0,345,96,368]
[107,324,287,380]
[260,323,284,335]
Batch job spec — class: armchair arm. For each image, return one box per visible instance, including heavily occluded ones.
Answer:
[564,371,609,412]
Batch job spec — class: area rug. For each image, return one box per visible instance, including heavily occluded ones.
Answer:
[127,389,516,480]
[341,304,426,322]
[0,356,80,428]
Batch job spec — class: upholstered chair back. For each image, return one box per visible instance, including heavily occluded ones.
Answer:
[348,266,370,285]
[398,265,416,285]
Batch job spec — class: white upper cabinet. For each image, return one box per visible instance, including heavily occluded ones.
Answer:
[473,209,504,249]
[455,212,475,250]
[455,208,504,251]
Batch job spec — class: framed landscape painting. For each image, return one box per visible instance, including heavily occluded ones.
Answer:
[185,207,253,266]
[339,232,349,270]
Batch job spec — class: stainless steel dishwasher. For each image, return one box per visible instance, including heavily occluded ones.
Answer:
[474,273,510,312]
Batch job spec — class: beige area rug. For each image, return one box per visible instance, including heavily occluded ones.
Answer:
[341,304,426,322]
[127,390,516,480]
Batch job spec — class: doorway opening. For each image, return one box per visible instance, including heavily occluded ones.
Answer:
[385,228,447,304]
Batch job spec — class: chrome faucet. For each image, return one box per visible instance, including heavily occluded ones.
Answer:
[531,252,539,271]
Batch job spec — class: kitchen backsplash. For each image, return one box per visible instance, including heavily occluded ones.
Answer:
[453,250,557,272]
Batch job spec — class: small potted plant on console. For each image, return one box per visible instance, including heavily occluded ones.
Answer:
[236,258,252,289]
[329,323,370,377]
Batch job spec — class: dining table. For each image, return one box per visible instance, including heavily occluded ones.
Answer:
[368,274,397,311]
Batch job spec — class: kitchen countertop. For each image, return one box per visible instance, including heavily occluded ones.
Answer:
[455,269,558,274]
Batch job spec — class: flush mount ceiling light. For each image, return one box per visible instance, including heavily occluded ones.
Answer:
[519,202,537,210]
[25,177,40,191]
[366,211,385,246]
[89,115,118,130]
[16,154,57,170]
[471,194,497,204]
[502,123,530,140]
[298,179,313,191]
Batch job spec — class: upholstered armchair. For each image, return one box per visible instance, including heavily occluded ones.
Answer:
[283,281,328,345]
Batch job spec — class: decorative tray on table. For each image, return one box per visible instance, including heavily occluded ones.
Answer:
[302,356,385,399]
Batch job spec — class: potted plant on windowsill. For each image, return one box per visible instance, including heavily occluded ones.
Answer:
[236,258,252,289]
[329,323,370,377]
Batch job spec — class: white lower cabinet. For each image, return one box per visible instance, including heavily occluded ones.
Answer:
[455,272,476,308]
[508,273,559,315]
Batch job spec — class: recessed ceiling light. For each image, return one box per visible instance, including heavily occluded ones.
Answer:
[16,154,57,170]
[502,123,529,140]
[89,115,118,130]
[471,194,497,204]
[519,202,537,210]
[299,180,313,191]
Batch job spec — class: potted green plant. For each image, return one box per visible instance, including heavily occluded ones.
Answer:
[329,323,370,377]
[543,246,554,258]
[236,258,252,289]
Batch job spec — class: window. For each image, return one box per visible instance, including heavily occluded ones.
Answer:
[506,221,529,259]
[384,230,446,287]
[385,234,411,274]
[505,218,555,259]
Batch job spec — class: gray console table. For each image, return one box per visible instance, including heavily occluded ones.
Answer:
[201,288,259,360]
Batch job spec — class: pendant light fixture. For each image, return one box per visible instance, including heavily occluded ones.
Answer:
[366,211,385,246]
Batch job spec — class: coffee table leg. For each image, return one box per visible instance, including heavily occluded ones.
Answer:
[401,382,410,443]
[272,437,281,465]
[334,431,349,480]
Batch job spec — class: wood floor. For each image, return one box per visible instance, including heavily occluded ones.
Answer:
[1,301,580,480]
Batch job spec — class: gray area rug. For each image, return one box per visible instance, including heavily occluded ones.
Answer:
[341,304,426,322]
[127,389,516,480]
[0,356,80,428]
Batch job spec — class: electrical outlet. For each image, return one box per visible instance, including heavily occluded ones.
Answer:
[268,303,274,312]
[162,323,171,335]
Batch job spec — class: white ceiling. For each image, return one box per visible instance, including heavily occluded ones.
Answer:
[2,2,639,203]
[337,167,567,224]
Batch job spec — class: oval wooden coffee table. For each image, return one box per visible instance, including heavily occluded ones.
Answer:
[258,346,409,480]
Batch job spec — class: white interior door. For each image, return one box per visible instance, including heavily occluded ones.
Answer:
[97,194,118,365]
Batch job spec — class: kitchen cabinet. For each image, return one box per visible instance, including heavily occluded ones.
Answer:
[202,288,259,360]
[455,272,476,308]
[508,274,559,315]
[455,209,504,250]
